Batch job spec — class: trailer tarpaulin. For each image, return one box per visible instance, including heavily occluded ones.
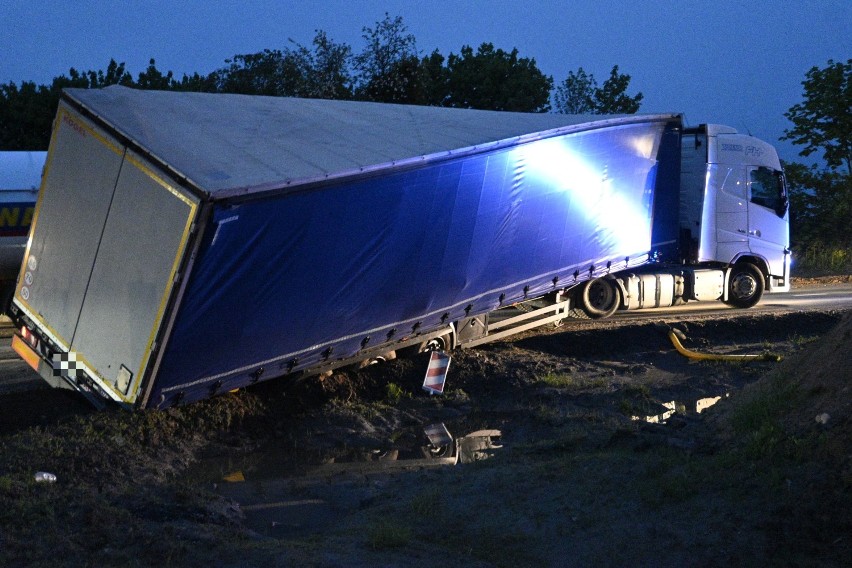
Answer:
[150,120,670,404]
[56,87,678,406]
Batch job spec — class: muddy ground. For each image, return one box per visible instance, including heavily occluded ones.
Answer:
[0,282,850,567]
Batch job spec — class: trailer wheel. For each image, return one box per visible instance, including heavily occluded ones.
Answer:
[726,263,764,308]
[576,278,620,319]
[418,334,451,353]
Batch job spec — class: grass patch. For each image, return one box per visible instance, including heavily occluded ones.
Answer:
[730,374,801,460]
[384,382,410,405]
[537,371,609,390]
[788,333,819,348]
[366,520,413,550]
[409,486,444,518]
[794,243,851,274]
[635,451,713,508]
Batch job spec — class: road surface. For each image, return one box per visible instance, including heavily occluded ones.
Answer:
[611,283,852,321]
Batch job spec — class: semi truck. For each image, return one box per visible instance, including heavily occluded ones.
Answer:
[0,151,44,305]
[9,86,790,409]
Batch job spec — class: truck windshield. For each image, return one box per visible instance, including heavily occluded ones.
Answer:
[749,167,788,217]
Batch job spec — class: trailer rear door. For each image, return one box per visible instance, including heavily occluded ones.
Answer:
[15,105,199,404]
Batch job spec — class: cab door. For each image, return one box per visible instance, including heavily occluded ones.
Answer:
[746,166,789,277]
[712,165,749,263]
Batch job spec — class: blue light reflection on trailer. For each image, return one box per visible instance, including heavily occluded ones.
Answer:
[517,125,659,255]
[151,120,667,405]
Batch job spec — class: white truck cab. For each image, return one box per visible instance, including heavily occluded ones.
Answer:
[682,125,790,298]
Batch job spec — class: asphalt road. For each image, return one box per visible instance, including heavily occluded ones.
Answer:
[611,283,852,321]
[1,283,850,396]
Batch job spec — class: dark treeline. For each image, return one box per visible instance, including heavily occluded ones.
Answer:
[0,15,847,268]
[0,14,640,151]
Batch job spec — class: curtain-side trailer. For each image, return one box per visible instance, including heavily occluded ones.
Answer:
[9,87,789,409]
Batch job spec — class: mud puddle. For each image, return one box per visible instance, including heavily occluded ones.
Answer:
[185,418,503,538]
[632,393,730,424]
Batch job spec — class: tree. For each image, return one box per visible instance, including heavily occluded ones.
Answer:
[299,30,353,99]
[173,71,219,93]
[353,13,419,103]
[212,31,353,99]
[785,162,852,257]
[782,60,852,268]
[136,59,177,90]
[595,65,643,113]
[212,49,293,96]
[415,49,450,106]
[444,43,552,112]
[782,59,851,174]
[553,67,596,114]
[0,59,133,149]
[553,65,643,114]
[0,81,53,149]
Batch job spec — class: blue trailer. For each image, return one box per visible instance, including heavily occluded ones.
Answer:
[9,87,788,408]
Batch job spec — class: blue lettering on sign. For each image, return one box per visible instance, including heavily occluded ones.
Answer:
[720,143,743,152]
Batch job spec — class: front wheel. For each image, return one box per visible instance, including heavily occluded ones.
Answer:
[726,263,765,308]
[575,278,621,319]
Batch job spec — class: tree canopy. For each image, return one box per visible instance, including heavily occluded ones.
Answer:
[210,32,352,99]
[353,13,418,103]
[553,65,643,115]
[1,14,643,150]
[444,43,552,112]
[0,59,134,149]
[782,59,851,174]
[781,59,852,264]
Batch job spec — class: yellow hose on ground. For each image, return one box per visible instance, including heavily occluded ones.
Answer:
[667,330,783,362]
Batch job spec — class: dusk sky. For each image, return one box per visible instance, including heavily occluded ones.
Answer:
[1,1,849,164]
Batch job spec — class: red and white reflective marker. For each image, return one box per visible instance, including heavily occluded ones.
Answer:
[422,351,451,395]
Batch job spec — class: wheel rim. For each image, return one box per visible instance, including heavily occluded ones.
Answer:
[731,273,757,300]
[588,280,616,310]
[423,336,447,352]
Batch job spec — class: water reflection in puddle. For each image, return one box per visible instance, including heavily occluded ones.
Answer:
[632,394,729,424]
[193,423,503,538]
[191,422,503,487]
[292,424,503,475]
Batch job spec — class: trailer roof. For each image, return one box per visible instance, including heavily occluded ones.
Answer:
[65,86,679,199]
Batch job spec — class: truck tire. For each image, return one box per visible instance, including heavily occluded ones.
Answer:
[418,333,451,353]
[576,278,620,319]
[726,263,764,308]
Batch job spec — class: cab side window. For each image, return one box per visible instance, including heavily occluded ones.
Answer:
[749,167,787,216]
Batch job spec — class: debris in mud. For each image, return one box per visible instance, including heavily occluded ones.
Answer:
[33,471,56,483]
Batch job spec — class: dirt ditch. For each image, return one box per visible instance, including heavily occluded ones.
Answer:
[0,305,850,566]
